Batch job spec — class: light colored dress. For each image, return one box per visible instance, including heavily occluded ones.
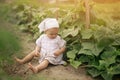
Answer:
[36,34,66,65]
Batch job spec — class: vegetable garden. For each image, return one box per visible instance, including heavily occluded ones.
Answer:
[0,0,120,80]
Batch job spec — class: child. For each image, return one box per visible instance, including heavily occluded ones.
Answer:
[15,18,66,73]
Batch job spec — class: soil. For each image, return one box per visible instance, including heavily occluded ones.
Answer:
[1,19,95,80]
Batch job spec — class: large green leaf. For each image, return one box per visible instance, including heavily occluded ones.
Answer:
[97,36,114,48]
[78,49,93,56]
[70,59,82,69]
[67,50,77,59]
[101,71,113,80]
[95,19,106,26]
[81,41,104,56]
[81,29,93,39]
[94,27,107,40]
[90,60,106,71]
[99,60,108,70]
[104,46,116,52]
[112,33,120,45]
[92,45,104,56]
[61,29,73,38]
[72,43,81,51]
[79,54,98,66]
[61,28,79,38]
[79,55,93,63]
[79,55,90,63]
[100,51,117,65]
[82,41,93,49]
[94,27,115,48]
[94,27,114,43]
[107,64,120,75]
[87,68,101,77]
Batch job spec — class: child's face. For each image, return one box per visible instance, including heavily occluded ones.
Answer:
[45,28,59,39]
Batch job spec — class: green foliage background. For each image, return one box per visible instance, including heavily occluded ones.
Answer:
[0,23,21,80]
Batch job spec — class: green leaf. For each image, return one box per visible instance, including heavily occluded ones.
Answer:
[70,59,82,69]
[112,33,120,45]
[95,19,106,26]
[99,60,107,69]
[71,28,79,37]
[73,43,81,51]
[81,41,104,56]
[90,60,106,71]
[79,55,98,65]
[94,27,114,43]
[79,55,90,63]
[82,41,94,50]
[67,50,77,59]
[97,36,114,48]
[100,51,117,65]
[94,27,106,40]
[87,68,101,77]
[104,46,116,52]
[101,71,113,80]
[81,29,93,39]
[61,28,79,38]
[92,45,104,56]
[107,64,120,75]
[78,49,93,56]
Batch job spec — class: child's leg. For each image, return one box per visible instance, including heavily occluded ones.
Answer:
[28,59,49,73]
[15,50,37,64]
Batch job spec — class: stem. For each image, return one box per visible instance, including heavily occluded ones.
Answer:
[56,0,59,20]
[85,0,90,29]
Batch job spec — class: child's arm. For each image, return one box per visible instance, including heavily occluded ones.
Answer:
[54,47,66,57]
[35,46,41,57]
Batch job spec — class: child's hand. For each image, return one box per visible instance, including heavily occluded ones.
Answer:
[54,52,60,57]
[35,50,40,57]
[54,47,65,57]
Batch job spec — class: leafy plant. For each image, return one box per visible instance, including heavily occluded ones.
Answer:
[11,2,120,80]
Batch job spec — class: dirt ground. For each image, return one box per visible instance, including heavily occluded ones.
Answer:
[2,19,95,80]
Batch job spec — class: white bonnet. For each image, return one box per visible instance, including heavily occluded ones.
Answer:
[38,18,59,33]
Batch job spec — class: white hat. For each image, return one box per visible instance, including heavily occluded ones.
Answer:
[38,18,59,33]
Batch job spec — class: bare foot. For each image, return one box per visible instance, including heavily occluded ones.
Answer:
[28,63,38,73]
[14,57,23,64]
